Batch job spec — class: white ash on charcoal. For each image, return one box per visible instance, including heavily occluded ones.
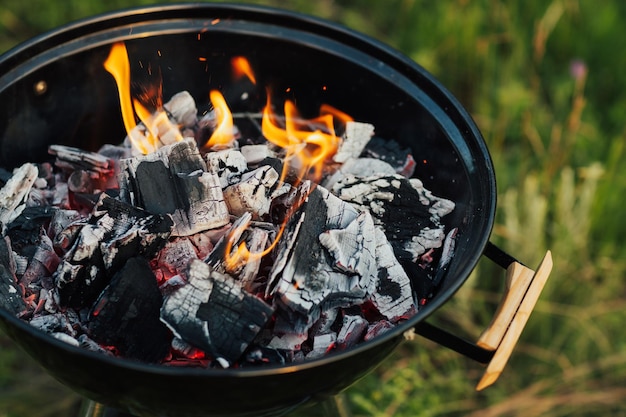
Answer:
[222,165,281,220]
[336,314,369,350]
[267,184,415,337]
[54,194,173,308]
[360,136,416,177]
[205,149,248,188]
[332,174,454,263]
[119,138,230,236]
[332,121,375,163]
[0,163,38,232]
[88,257,171,363]
[160,259,274,364]
[0,237,26,315]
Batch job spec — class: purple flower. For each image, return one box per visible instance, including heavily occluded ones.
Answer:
[570,59,588,81]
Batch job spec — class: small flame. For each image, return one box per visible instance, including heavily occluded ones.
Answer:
[104,43,136,141]
[104,42,183,155]
[231,56,257,84]
[262,98,340,184]
[205,90,235,149]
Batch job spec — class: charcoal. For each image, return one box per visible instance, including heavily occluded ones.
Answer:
[223,165,279,220]
[119,139,230,236]
[88,257,171,363]
[332,174,454,262]
[6,206,55,254]
[161,260,274,363]
[336,315,368,349]
[361,137,416,177]
[55,195,173,308]
[333,121,374,163]
[48,145,114,174]
[0,237,25,315]
[0,163,38,232]
[205,149,248,188]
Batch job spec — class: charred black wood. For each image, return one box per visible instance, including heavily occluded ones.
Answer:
[161,260,274,364]
[361,137,416,177]
[332,174,454,263]
[48,145,114,175]
[88,257,171,363]
[0,237,25,315]
[119,139,230,236]
[5,206,55,255]
[54,195,173,308]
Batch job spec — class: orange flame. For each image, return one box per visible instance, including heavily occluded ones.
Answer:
[231,56,257,85]
[262,98,340,184]
[104,42,183,155]
[205,90,235,149]
[104,43,137,145]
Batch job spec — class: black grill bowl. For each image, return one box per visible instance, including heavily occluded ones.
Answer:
[0,4,496,416]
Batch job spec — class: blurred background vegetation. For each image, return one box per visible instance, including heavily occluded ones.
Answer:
[1,0,626,416]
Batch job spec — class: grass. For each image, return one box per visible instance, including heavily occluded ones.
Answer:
[2,0,626,416]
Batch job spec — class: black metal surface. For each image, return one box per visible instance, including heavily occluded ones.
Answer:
[0,3,497,416]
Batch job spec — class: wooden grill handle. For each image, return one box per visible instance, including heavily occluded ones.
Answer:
[412,246,553,391]
[475,249,553,390]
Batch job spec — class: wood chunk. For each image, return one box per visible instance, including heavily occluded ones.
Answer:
[240,144,274,165]
[0,163,38,231]
[333,121,375,163]
[119,139,230,236]
[223,165,279,220]
[154,237,198,280]
[319,210,377,280]
[48,145,114,174]
[163,91,198,129]
[336,315,368,349]
[88,257,171,363]
[369,227,416,321]
[0,236,25,315]
[160,260,274,363]
[332,174,454,262]
[323,157,396,189]
[54,195,173,308]
[205,149,248,188]
[361,137,416,177]
[267,185,367,333]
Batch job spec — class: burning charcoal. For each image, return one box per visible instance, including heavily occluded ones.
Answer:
[332,174,454,262]
[306,332,337,359]
[48,145,114,175]
[336,315,368,349]
[319,210,378,281]
[77,334,114,356]
[267,332,308,352]
[361,137,416,177]
[161,260,274,363]
[363,320,395,341]
[20,232,59,289]
[154,238,199,280]
[370,228,416,321]
[163,91,198,129]
[0,163,38,231]
[240,144,275,165]
[5,206,55,254]
[333,121,374,163]
[243,347,287,367]
[88,257,171,363]
[55,195,173,308]
[119,139,230,236]
[29,313,74,335]
[47,209,82,240]
[323,157,396,190]
[205,149,248,188]
[52,332,80,347]
[223,165,279,219]
[268,185,373,333]
[0,237,25,315]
